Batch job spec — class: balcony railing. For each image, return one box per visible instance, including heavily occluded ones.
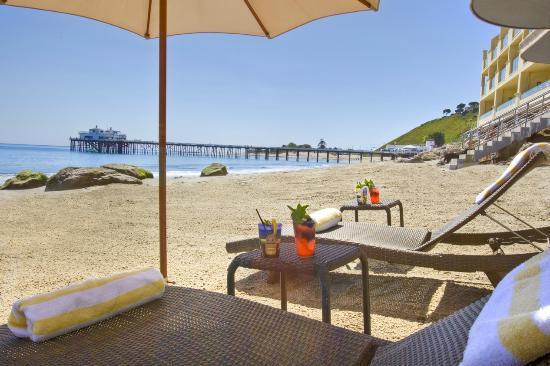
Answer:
[479,109,493,120]
[501,35,508,49]
[491,45,499,59]
[462,89,550,149]
[496,97,517,112]
[520,29,545,52]
[521,80,550,100]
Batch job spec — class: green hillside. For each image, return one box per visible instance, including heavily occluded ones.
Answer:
[382,112,478,148]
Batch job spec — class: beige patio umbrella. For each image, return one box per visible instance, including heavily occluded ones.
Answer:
[1,0,379,278]
[470,0,550,29]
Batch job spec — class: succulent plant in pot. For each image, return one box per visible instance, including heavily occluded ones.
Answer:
[288,203,316,257]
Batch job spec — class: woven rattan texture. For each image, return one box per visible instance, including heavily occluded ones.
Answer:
[0,286,381,365]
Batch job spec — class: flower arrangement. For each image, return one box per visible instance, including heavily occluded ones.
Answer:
[354,179,375,204]
[354,178,375,192]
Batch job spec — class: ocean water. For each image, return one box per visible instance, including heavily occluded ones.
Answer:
[0,143,335,184]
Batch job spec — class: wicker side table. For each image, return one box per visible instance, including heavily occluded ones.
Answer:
[340,199,404,226]
[227,241,371,334]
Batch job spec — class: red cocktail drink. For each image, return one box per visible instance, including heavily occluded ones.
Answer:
[293,221,316,257]
[369,187,380,204]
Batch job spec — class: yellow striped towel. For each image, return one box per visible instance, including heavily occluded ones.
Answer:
[310,208,342,232]
[475,143,550,204]
[460,250,550,365]
[8,268,165,342]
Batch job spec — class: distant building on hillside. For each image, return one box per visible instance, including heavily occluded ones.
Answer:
[383,144,425,153]
[478,28,550,126]
[425,139,436,151]
[78,126,127,141]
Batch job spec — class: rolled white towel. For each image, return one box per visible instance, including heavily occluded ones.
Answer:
[310,208,342,232]
[8,268,165,342]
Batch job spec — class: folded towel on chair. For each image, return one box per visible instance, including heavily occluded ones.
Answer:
[310,208,342,232]
[475,143,549,204]
[461,250,550,366]
[8,267,165,342]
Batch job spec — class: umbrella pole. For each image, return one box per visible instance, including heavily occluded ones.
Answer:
[159,0,168,278]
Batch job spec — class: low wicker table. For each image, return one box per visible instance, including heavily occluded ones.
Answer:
[227,241,370,334]
[340,199,404,226]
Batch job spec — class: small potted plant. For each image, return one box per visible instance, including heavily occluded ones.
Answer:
[288,203,316,257]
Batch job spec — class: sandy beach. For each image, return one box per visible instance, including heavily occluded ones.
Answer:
[0,161,548,341]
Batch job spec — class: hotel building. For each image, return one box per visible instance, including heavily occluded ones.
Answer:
[478,28,550,126]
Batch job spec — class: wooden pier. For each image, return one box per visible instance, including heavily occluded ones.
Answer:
[69,138,414,163]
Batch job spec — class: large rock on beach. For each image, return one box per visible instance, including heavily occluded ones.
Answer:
[200,163,228,177]
[101,164,154,180]
[414,143,466,164]
[396,156,424,163]
[45,167,142,191]
[0,170,48,190]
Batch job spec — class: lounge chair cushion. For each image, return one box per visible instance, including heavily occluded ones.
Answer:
[460,250,550,366]
[475,143,550,204]
[313,222,431,251]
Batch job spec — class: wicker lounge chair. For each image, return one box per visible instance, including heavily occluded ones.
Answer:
[227,152,549,285]
[1,286,548,365]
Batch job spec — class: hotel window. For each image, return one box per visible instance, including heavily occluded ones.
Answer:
[499,65,507,82]
[511,56,519,74]
[501,34,508,49]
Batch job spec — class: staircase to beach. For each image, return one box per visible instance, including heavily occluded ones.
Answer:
[450,89,550,170]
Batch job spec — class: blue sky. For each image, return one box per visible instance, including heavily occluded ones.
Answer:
[0,1,498,149]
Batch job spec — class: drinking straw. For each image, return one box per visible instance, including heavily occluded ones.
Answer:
[256,209,266,226]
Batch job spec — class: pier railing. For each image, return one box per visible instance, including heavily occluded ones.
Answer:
[69,138,415,164]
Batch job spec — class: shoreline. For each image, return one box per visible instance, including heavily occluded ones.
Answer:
[0,160,357,185]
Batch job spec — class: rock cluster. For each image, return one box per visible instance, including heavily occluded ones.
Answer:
[45,167,143,191]
[200,163,228,177]
[101,164,154,180]
[416,143,466,165]
[0,170,48,190]
[0,164,155,192]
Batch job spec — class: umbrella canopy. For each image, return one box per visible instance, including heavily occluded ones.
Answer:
[1,0,379,278]
[2,0,379,39]
[470,0,550,29]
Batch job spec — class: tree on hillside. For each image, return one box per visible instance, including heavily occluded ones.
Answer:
[455,103,466,114]
[466,101,479,114]
[317,139,327,149]
[427,131,445,147]
[443,109,452,116]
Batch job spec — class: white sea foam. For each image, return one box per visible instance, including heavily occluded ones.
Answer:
[152,164,330,179]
